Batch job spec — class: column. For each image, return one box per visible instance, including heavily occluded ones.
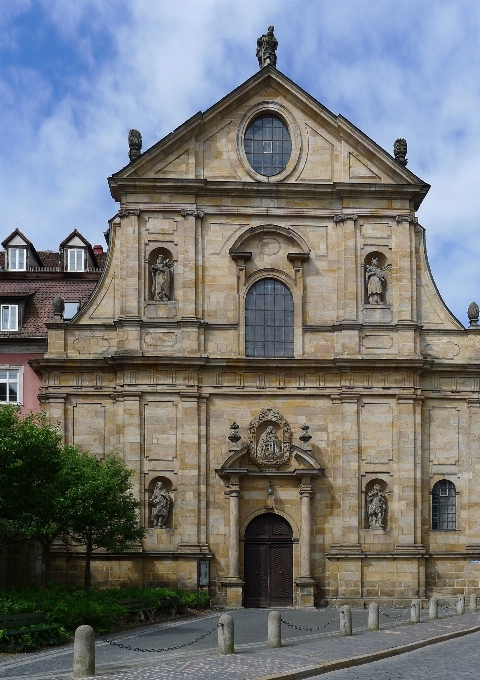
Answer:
[300,477,312,577]
[228,475,240,578]
[220,474,244,607]
[296,476,315,608]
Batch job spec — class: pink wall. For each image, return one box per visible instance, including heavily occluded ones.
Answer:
[0,353,44,414]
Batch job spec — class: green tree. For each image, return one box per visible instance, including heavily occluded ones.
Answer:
[62,452,145,588]
[0,405,67,586]
[0,405,145,589]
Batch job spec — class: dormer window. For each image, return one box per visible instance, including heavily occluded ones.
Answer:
[8,248,26,271]
[1,305,18,331]
[67,249,84,272]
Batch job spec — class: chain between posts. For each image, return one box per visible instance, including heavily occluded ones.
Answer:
[280,615,339,631]
[99,623,219,653]
[379,605,414,619]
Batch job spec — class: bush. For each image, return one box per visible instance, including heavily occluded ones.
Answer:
[0,584,211,652]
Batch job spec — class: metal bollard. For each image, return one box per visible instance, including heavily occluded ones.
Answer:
[368,602,379,631]
[339,605,352,636]
[470,593,477,613]
[218,614,234,655]
[411,599,421,624]
[267,610,282,648]
[72,625,95,678]
[429,596,438,620]
[457,595,465,615]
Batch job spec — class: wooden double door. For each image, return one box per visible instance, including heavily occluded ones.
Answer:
[243,513,293,608]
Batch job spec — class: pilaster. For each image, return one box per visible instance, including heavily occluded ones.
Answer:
[179,209,204,320]
[334,214,359,323]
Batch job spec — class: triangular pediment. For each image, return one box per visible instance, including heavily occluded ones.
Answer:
[111,67,427,193]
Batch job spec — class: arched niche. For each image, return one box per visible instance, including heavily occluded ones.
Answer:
[364,478,389,529]
[147,475,174,529]
[147,247,174,302]
[363,250,389,305]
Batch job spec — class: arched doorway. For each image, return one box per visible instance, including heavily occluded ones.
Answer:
[244,513,293,608]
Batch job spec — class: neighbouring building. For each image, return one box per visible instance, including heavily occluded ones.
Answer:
[32,32,480,606]
[0,229,105,587]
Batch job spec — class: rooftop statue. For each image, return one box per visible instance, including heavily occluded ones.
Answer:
[256,26,278,68]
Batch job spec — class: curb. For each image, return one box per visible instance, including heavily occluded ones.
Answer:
[249,623,480,680]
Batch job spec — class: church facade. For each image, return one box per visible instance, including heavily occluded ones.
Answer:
[33,57,480,607]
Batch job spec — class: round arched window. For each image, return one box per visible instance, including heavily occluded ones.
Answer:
[244,115,292,177]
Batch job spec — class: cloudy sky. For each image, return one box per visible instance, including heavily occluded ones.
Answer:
[1,0,479,325]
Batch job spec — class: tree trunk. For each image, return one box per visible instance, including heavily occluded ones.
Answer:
[41,541,52,590]
[84,531,92,589]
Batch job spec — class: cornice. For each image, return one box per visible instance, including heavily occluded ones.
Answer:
[108,177,429,205]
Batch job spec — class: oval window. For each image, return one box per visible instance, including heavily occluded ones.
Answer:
[244,115,292,177]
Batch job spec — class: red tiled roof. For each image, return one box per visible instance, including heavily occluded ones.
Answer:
[0,279,100,338]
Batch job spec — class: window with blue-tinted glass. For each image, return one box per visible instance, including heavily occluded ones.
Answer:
[245,278,294,357]
[244,115,291,177]
[432,480,457,530]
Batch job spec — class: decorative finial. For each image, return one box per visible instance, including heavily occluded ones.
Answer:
[394,138,408,166]
[467,301,479,327]
[299,424,312,444]
[228,422,241,447]
[256,26,278,68]
[52,295,65,319]
[128,129,142,162]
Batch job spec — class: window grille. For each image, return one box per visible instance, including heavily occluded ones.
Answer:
[244,115,291,177]
[0,369,19,403]
[432,480,456,530]
[245,278,294,357]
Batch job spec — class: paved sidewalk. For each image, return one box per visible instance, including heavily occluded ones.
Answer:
[0,609,478,680]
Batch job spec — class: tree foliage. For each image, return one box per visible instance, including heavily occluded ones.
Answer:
[0,405,145,589]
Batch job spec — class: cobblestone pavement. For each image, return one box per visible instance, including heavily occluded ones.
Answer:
[0,608,477,680]
[310,629,480,679]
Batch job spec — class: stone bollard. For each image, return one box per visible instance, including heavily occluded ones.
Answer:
[267,610,282,648]
[457,595,465,615]
[218,614,234,655]
[72,625,95,678]
[339,605,352,636]
[411,599,421,624]
[470,593,477,613]
[429,597,438,620]
[368,602,379,631]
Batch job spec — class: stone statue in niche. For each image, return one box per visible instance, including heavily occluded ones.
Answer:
[257,426,282,465]
[367,484,387,529]
[151,254,174,301]
[256,26,278,68]
[365,258,390,304]
[151,482,172,528]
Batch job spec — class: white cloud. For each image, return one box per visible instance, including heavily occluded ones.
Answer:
[0,0,479,324]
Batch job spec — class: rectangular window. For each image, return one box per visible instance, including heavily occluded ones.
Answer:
[1,305,18,331]
[0,369,19,403]
[63,301,80,320]
[9,248,26,270]
[68,249,84,271]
